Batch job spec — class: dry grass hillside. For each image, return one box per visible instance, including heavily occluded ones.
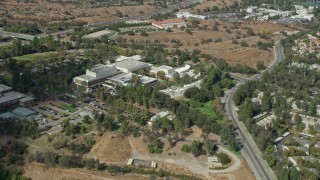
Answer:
[124,20,291,68]
[0,0,157,24]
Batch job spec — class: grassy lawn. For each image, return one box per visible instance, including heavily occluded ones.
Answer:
[225,145,242,156]
[200,100,218,119]
[3,74,12,82]
[58,102,78,113]
[14,52,57,66]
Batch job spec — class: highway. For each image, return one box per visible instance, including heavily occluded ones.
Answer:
[224,41,283,180]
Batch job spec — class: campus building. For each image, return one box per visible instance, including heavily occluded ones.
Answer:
[113,59,152,73]
[150,65,174,76]
[73,64,120,92]
[0,85,36,109]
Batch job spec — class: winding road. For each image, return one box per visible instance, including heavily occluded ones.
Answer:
[224,41,284,180]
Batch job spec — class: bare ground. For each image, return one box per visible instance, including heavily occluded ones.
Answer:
[0,1,157,24]
[23,162,148,180]
[86,132,132,163]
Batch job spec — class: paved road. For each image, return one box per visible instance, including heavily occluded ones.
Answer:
[224,41,283,180]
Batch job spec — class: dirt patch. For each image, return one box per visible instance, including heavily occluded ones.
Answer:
[186,0,242,13]
[87,133,132,163]
[123,24,282,68]
[157,162,205,179]
[209,158,255,180]
[23,162,148,180]
[0,1,157,25]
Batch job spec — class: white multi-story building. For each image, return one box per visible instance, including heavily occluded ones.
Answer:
[73,64,120,91]
[150,65,174,76]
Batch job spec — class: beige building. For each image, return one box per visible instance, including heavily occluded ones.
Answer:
[73,64,120,92]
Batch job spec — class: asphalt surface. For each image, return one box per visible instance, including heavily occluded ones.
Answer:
[224,41,283,180]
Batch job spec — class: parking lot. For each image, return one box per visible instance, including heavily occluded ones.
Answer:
[29,96,115,135]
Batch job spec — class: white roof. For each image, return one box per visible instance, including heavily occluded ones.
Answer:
[139,76,157,84]
[89,64,115,73]
[113,59,150,71]
[115,55,142,62]
[174,65,190,73]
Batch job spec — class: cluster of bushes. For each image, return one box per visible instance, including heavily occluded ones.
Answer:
[217,153,231,165]
[0,118,39,139]
[181,144,192,153]
[3,23,41,35]
[148,139,164,154]
[108,22,151,32]
[30,151,200,179]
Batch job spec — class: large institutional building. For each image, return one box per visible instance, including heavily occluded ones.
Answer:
[73,64,120,91]
[73,56,153,91]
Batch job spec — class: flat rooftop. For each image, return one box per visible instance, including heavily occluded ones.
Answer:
[19,96,36,103]
[115,55,143,62]
[75,74,96,81]
[152,65,173,71]
[0,84,12,92]
[110,73,132,82]
[113,59,150,70]
[13,107,37,117]
[0,91,25,104]
[89,64,115,73]
[139,76,157,84]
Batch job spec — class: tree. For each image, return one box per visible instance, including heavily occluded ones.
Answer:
[85,158,99,170]
[191,140,202,157]
[256,60,266,70]
[127,31,135,36]
[217,153,231,165]
[278,168,289,180]
[289,167,300,180]
[44,152,58,167]
[261,91,272,111]
[181,144,192,153]
[156,71,165,79]
[185,29,192,35]
[141,31,148,37]
[310,101,317,117]
[240,41,249,47]
[266,154,276,167]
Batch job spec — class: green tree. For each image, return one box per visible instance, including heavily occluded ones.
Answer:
[278,168,289,180]
[261,91,272,111]
[289,167,300,180]
[191,140,202,157]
